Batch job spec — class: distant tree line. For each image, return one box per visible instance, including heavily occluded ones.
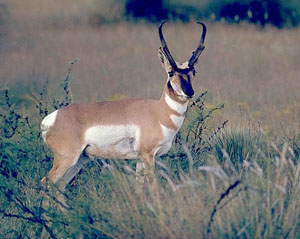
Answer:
[125,0,300,27]
[1,1,299,28]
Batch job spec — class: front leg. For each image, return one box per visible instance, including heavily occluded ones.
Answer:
[136,161,145,183]
[141,153,158,192]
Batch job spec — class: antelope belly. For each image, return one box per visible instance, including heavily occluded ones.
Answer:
[84,125,140,159]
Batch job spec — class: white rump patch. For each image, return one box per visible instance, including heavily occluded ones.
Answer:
[84,124,141,159]
[41,110,58,142]
[170,114,185,128]
[165,94,188,114]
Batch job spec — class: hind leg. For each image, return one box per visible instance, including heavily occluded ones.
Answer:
[60,153,90,189]
[42,154,78,185]
[40,151,83,238]
[41,149,84,209]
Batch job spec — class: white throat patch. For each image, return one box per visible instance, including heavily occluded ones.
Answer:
[170,114,185,128]
[165,94,188,115]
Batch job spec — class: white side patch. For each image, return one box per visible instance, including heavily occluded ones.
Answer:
[155,124,177,156]
[165,94,188,114]
[41,110,58,142]
[170,114,185,128]
[84,124,141,158]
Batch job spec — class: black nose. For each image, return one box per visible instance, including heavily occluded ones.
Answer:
[186,93,194,99]
[184,87,194,97]
[180,77,194,97]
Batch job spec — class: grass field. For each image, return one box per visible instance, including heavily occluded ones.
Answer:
[1,1,300,238]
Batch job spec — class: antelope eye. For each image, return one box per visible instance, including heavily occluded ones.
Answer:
[168,71,174,77]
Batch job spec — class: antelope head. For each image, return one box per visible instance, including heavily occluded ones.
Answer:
[158,21,206,99]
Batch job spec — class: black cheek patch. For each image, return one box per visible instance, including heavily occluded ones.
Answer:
[179,75,194,97]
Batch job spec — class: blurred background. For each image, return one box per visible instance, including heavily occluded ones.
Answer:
[1,0,300,133]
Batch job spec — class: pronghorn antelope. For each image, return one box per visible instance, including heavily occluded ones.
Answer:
[41,21,206,190]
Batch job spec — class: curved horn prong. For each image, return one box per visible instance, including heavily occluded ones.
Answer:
[188,22,207,67]
[158,21,177,69]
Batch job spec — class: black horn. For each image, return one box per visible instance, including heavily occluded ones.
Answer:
[158,21,177,69]
[188,22,206,67]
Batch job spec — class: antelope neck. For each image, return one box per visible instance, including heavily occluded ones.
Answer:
[162,81,189,116]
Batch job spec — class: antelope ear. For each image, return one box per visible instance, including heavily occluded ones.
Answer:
[158,48,172,72]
